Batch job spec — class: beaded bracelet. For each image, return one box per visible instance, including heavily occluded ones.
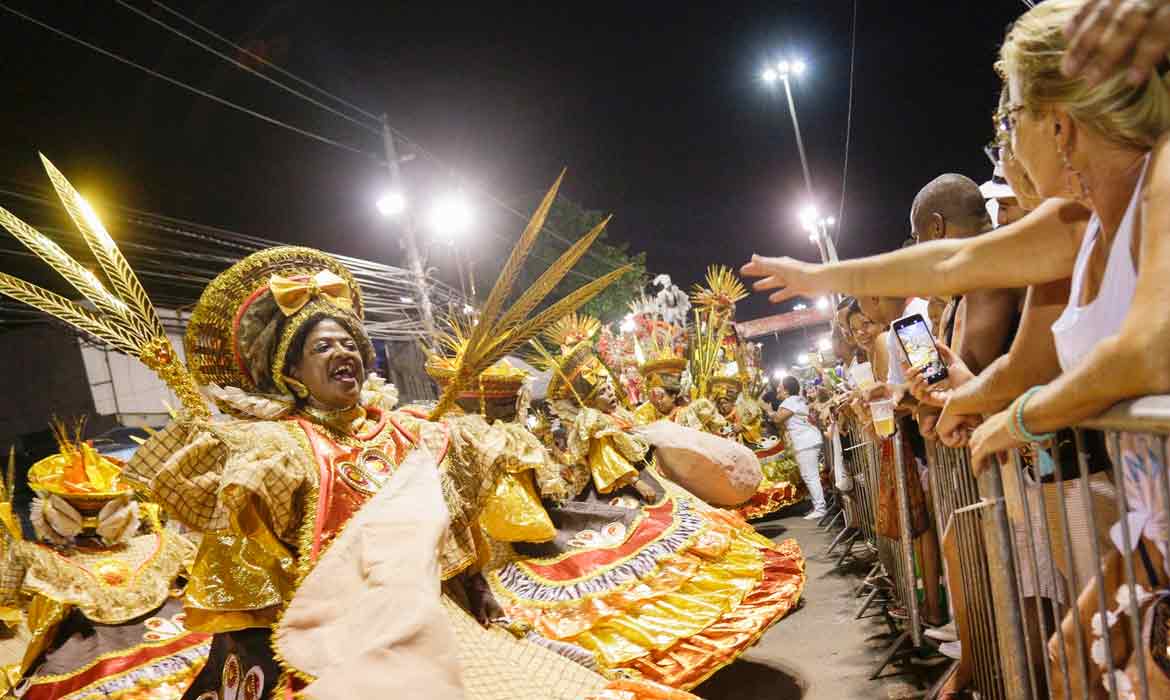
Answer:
[1012,385,1056,443]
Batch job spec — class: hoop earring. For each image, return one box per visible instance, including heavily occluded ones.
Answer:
[1059,143,1091,200]
[284,376,310,400]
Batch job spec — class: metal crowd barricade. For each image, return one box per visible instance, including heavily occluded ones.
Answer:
[836,416,930,676]
[982,396,1170,700]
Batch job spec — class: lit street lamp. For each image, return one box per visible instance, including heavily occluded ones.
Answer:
[427,193,473,241]
[761,58,815,207]
[772,369,788,381]
[375,190,407,217]
[815,296,830,311]
[796,352,810,366]
[793,303,807,311]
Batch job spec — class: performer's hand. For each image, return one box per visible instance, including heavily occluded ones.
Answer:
[465,573,506,626]
[633,477,657,503]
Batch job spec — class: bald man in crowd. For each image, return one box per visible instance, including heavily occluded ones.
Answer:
[910,173,1023,375]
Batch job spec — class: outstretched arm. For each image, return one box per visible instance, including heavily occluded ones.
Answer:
[741,198,1089,303]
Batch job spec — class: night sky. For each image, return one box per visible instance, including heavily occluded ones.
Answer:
[0,0,1024,373]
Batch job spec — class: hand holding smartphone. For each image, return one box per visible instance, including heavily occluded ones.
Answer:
[892,313,949,385]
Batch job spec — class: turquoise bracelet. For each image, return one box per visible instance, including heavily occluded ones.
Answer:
[1014,385,1056,443]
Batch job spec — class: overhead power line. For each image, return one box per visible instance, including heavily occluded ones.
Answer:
[150,0,382,123]
[0,1,381,161]
[114,0,380,135]
[836,0,858,247]
[135,1,627,278]
[2,1,627,284]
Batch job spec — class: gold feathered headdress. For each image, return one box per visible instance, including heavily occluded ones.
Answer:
[544,313,602,352]
[0,155,209,417]
[427,173,632,420]
[690,265,747,315]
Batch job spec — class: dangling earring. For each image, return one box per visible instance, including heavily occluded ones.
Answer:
[284,376,310,400]
[1057,125,1091,200]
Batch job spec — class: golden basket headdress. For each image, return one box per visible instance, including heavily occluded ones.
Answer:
[708,369,744,402]
[427,319,529,401]
[28,417,133,512]
[184,246,374,401]
[639,324,687,392]
[532,315,614,405]
[690,265,747,316]
[0,155,209,417]
[425,173,632,420]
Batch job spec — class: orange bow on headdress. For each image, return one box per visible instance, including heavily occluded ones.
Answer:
[269,270,354,316]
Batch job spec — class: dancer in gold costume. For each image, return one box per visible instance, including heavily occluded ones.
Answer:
[0,421,209,700]
[475,314,806,690]
[687,268,805,520]
[0,162,696,700]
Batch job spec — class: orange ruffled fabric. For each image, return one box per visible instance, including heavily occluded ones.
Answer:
[496,506,805,690]
[734,480,806,521]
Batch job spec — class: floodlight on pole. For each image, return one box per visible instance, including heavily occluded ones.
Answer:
[427,193,473,239]
[761,67,778,84]
[817,337,832,352]
[797,353,810,366]
[815,296,830,311]
[376,190,407,217]
[773,369,788,381]
[793,303,807,311]
[791,59,807,76]
[798,204,819,233]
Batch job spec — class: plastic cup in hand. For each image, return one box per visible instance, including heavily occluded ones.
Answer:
[870,399,895,437]
[850,361,876,390]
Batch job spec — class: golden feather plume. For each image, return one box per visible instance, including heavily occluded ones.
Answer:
[0,156,209,417]
[494,214,611,332]
[428,172,627,420]
[462,170,564,353]
[40,154,164,341]
[543,312,602,349]
[690,265,747,313]
[500,266,630,357]
[0,208,131,324]
[0,272,137,352]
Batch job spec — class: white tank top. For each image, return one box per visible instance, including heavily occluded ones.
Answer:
[1051,156,1146,372]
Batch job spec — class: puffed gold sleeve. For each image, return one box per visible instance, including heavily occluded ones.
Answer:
[125,418,317,632]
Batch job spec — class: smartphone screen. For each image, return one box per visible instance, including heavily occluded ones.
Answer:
[892,313,948,385]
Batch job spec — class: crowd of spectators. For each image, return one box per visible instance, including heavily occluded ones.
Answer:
[743,1,1170,696]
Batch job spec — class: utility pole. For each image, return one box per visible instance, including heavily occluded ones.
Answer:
[380,115,437,344]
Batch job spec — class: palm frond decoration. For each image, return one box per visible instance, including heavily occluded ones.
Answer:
[688,306,729,399]
[0,155,209,417]
[690,264,748,314]
[427,173,625,420]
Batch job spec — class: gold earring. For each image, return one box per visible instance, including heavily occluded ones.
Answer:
[1058,144,1091,200]
[284,376,310,399]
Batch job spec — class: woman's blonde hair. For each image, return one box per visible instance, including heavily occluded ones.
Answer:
[1000,0,1170,150]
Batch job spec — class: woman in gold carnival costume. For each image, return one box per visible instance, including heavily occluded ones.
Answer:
[686,268,804,521]
[0,422,209,700]
[0,161,696,700]
[477,312,806,691]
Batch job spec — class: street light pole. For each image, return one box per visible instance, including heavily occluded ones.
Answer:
[779,74,815,203]
[380,115,438,344]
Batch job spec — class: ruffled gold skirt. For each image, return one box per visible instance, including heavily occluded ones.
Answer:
[487,485,805,690]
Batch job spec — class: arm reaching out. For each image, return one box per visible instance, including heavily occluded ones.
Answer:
[740,199,1088,302]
